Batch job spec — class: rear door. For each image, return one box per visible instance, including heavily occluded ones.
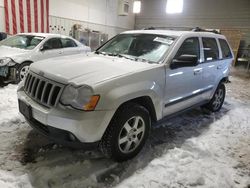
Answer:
[218,38,234,70]
[201,37,229,100]
[163,37,204,116]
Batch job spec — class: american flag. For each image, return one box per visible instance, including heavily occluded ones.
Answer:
[4,0,49,35]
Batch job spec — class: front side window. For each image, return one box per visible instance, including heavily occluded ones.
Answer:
[0,35,44,50]
[174,37,200,59]
[98,34,176,63]
[43,38,62,50]
[61,38,77,48]
[202,37,219,61]
[219,39,232,58]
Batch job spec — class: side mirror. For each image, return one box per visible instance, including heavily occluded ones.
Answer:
[40,45,49,51]
[170,54,198,69]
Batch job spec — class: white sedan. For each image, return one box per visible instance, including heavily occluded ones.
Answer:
[0,33,91,85]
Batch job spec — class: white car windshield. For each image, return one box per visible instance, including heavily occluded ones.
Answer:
[97,34,176,63]
[0,35,45,50]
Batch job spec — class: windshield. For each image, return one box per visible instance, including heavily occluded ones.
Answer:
[97,34,175,63]
[0,35,45,50]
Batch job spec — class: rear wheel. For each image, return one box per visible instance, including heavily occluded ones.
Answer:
[100,103,151,162]
[16,62,31,83]
[204,83,226,112]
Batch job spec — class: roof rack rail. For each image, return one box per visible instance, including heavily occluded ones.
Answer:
[192,27,221,34]
[143,26,193,31]
[143,26,221,34]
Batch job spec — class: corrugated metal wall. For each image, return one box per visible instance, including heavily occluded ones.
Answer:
[135,0,250,49]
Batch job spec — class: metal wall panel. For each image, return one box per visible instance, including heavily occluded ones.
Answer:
[135,0,250,47]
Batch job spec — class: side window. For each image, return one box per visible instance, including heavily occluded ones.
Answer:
[202,37,219,61]
[219,39,232,58]
[43,38,62,50]
[61,38,77,48]
[174,37,200,59]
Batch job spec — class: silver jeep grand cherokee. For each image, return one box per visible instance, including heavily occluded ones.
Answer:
[17,29,234,161]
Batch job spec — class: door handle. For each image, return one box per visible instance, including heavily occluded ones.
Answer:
[194,69,202,75]
[217,65,223,69]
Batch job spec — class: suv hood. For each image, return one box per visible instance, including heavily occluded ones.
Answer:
[31,53,157,85]
[0,45,30,60]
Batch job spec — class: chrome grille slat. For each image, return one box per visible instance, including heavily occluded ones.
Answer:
[41,82,48,103]
[23,72,64,108]
[26,75,33,92]
[24,74,31,90]
[28,76,35,93]
[31,77,38,96]
[32,78,40,97]
[48,85,55,105]
[35,79,42,98]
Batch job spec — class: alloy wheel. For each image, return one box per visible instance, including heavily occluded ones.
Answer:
[212,88,224,110]
[118,116,145,154]
[20,65,29,81]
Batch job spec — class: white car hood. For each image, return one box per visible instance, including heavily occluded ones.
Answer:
[30,54,157,86]
[0,45,30,60]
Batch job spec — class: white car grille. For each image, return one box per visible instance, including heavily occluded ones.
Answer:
[24,72,64,108]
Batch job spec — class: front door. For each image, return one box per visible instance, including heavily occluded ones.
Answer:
[35,38,64,61]
[163,37,204,116]
[61,38,81,56]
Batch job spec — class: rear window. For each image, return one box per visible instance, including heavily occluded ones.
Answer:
[202,37,219,61]
[219,39,232,58]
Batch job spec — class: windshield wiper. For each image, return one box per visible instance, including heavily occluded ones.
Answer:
[95,51,154,63]
[117,54,136,61]
[94,51,107,55]
[106,53,136,61]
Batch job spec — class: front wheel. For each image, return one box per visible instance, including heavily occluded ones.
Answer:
[100,103,151,162]
[204,83,226,112]
[16,62,31,83]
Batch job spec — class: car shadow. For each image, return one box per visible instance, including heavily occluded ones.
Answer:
[18,102,231,188]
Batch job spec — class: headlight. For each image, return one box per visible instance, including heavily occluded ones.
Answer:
[0,57,16,66]
[60,85,100,111]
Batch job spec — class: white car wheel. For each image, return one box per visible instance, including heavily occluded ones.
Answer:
[19,65,30,81]
[16,62,31,83]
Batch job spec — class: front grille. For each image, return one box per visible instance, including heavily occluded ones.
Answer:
[24,71,64,108]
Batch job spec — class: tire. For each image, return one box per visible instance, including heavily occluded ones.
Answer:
[204,83,226,112]
[0,77,7,87]
[16,62,31,83]
[100,103,151,162]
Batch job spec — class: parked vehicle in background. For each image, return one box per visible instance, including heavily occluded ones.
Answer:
[0,32,7,41]
[17,29,234,162]
[0,33,91,86]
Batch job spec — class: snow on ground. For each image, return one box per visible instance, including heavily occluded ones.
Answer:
[0,74,250,188]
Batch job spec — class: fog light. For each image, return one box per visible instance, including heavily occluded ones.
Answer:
[69,133,76,141]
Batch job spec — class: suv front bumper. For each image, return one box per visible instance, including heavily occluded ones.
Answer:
[17,90,115,146]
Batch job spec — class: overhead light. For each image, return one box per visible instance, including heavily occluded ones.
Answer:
[166,0,183,14]
[133,1,141,14]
